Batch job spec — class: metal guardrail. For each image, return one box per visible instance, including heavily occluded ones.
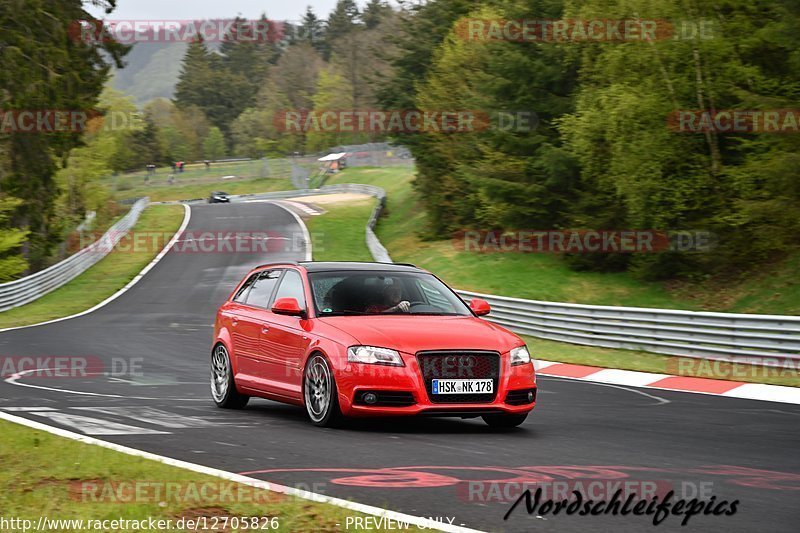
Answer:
[0,198,149,313]
[169,179,800,367]
[454,290,800,367]
[291,183,799,367]
[205,183,394,263]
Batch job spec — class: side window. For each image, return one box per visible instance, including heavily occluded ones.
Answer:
[233,273,258,303]
[272,270,307,309]
[244,270,282,308]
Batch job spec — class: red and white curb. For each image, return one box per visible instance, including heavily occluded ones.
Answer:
[535,360,800,405]
[280,200,324,216]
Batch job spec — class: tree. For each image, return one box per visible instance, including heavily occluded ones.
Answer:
[219,16,278,110]
[203,127,227,160]
[0,194,29,282]
[55,87,141,233]
[175,25,278,142]
[414,2,578,234]
[297,6,326,55]
[144,98,209,161]
[363,0,392,29]
[174,37,215,116]
[0,0,128,271]
[323,0,361,59]
[559,0,800,277]
[305,67,369,152]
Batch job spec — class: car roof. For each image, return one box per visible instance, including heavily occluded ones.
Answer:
[253,261,423,273]
[301,261,422,273]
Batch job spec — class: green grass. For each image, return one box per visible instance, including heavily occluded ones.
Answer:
[326,167,800,315]
[316,167,800,387]
[115,177,293,203]
[324,168,688,308]
[306,199,377,262]
[0,419,417,532]
[105,160,268,191]
[0,205,184,330]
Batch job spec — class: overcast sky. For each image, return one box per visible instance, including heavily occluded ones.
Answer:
[89,1,373,23]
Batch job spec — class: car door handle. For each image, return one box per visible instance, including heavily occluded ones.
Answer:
[261,325,270,334]
[231,317,238,327]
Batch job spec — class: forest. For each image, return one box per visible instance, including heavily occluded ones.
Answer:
[1,0,798,282]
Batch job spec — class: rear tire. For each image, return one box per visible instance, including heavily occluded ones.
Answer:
[482,413,528,428]
[211,344,249,409]
[303,354,342,427]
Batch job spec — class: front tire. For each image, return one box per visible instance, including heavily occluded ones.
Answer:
[303,354,342,427]
[211,344,249,409]
[482,413,528,428]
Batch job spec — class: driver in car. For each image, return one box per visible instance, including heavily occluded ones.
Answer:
[367,282,410,314]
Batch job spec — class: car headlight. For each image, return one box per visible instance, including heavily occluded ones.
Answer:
[347,346,404,366]
[510,345,531,366]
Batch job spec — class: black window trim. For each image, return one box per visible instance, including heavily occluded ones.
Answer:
[236,268,285,311]
[232,272,259,304]
[269,268,309,311]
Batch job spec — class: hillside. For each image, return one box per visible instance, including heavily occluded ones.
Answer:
[326,167,800,316]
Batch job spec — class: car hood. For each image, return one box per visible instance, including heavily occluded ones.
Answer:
[316,315,522,354]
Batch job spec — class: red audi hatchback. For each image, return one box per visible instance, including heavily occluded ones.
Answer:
[211,262,537,427]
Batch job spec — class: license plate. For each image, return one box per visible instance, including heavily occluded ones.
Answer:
[432,379,493,395]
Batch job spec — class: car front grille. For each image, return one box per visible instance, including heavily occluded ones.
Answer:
[416,351,500,403]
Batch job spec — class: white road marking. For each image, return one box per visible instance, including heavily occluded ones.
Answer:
[587,368,671,387]
[0,203,192,334]
[74,406,216,429]
[4,367,207,401]
[280,200,322,216]
[269,201,313,261]
[30,411,169,435]
[0,406,56,411]
[541,376,671,405]
[0,410,483,533]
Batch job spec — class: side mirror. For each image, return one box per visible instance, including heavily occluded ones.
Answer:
[272,297,306,318]
[470,298,491,317]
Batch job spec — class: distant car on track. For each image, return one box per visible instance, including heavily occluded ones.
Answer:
[208,191,230,203]
[211,262,537,427]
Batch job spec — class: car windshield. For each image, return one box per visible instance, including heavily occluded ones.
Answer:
[309,271,472,317]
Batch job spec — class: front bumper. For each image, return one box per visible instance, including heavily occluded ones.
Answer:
[334,351,537,417]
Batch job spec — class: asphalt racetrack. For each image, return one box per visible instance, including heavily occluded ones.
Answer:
[1,201,798,532]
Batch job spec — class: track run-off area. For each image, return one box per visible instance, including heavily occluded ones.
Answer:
[1,200,798,532]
